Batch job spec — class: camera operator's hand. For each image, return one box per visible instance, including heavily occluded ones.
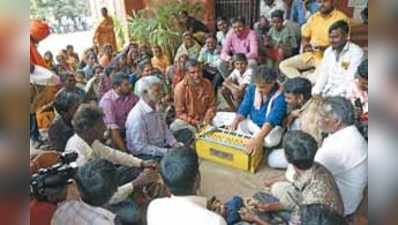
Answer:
[65,180,81,201]
[131,169,159,189]
[30,151,61,174]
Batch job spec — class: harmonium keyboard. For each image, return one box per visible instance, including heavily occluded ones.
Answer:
[195,126,264,173]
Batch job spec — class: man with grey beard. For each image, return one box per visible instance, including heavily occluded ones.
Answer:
[126,76,183,161]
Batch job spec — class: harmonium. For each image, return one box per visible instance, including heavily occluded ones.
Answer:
[195,126,264,173]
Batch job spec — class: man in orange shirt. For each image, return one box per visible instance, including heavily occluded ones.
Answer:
[171,59,216,133]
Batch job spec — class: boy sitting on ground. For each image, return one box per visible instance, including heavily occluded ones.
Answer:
[221,53,254,111]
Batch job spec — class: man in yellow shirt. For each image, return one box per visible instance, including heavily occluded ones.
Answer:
[279,0,348,83]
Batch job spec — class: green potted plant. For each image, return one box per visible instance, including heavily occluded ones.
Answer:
[127,0,204,60]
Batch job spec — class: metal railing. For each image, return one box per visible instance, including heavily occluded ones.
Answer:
[215,0,259,27]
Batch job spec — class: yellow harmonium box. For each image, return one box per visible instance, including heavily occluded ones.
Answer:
[195,126,264,173]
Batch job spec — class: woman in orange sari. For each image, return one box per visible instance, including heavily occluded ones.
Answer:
[93,7,117,51]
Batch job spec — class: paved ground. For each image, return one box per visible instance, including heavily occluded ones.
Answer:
[199,159,368,225]
[199,158,284,201]
[38,31,94,56]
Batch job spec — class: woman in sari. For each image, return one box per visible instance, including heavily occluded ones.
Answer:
[93,7,117,51]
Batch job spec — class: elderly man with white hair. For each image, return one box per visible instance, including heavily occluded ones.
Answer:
[314,96,367,216]
[126,76,181,161]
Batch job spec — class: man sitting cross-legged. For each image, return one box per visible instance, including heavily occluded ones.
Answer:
[126,76,183,161]
[279,0,348,83]
[268,77,323,169]
[99,73,139,151]
[171,59,217,133]
[213,66,287,153]
[238,131,344,225]
[65,104,156,185]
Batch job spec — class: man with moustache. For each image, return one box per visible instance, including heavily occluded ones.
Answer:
[219,16,259,78]
[279,0,348,83]
[171,59,217,133]
[268,77,323,169]
[126,76,182,161]
[312,20,364,97]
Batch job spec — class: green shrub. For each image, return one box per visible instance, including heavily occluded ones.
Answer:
[128,0,204,60]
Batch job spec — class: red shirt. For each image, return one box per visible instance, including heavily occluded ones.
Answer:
[30,199,57,225]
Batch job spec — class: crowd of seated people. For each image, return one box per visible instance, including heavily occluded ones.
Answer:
[30,1,368,224]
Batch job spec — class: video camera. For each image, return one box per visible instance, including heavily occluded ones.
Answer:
[30,152,78,202]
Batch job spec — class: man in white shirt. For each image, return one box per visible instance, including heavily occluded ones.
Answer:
[312,20,364,97]
[260,0,287,20]
[65,104,156,169]
[65,104,157,187]
[126,76,182,160]
[315,96,367,216]
[147,148,227,225]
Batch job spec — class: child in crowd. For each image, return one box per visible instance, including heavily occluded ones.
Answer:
[43,51,55,70]
[221,53,253,111]
[83,52,97,80]
[66,44,79,70]
[151,45,170,74]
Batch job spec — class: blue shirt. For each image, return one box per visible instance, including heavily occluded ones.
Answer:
[83,64,95,80]
[237,84,287,127]
[128,73,139,88]
[307,0,321,14]
[290,0,306,25]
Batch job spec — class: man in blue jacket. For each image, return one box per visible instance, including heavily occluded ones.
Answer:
[213,66,287,153]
